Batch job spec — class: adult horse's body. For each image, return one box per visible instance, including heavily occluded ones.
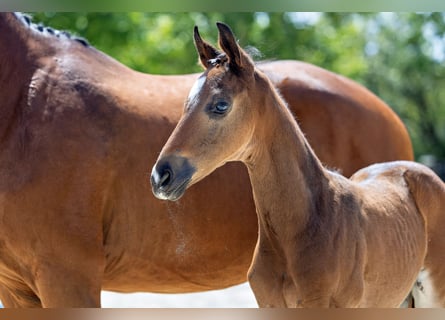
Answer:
[0,13,413,307]
[151,23,445,307]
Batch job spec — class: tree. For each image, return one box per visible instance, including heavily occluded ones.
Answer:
[361,13,445,171]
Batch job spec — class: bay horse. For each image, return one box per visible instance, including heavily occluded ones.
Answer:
[151,23,445,307]
[0,13,413,307]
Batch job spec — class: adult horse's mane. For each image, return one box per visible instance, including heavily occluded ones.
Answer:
[13,12,89,47]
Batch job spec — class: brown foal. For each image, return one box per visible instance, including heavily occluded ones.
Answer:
[151,23,445,307]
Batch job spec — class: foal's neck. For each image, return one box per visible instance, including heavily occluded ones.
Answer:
[245,73,329,241]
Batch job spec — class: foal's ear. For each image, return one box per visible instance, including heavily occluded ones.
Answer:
[216,22,254,76]
[194,26,221,69]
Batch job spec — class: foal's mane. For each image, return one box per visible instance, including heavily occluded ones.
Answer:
[14,12,90,47]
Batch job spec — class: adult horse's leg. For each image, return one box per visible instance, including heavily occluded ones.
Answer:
[35,260,103,307]
[0,217,105,307]
[29,194,107,307]
[0,165,109,307]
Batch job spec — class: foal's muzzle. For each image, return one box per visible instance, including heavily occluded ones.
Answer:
[151,155,196,201]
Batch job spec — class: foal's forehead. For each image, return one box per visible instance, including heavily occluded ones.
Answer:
[187,65,240,108]
[187,69,229,103]
[204,66,239,92]
[187,74,207,103]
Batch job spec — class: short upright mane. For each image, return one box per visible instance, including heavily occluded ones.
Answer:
[13,12,90,47]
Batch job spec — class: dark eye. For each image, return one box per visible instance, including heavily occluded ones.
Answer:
[213,101,230,114]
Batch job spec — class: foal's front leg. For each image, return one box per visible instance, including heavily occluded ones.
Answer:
[247,241,290,307]
[248,241,337,308]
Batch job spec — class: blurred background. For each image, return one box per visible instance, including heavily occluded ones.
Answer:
[21,12,445,307]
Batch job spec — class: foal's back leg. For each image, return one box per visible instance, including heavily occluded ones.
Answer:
[411,216,445,307]
[403,165,445,307]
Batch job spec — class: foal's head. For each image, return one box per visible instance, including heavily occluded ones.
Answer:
[151,22,265,201]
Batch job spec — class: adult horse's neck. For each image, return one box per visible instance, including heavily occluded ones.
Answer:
[245,72,330,246]
[0,13,50,141]
[0,13,45,75]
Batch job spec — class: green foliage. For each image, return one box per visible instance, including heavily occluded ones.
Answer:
[28,12,445,174]
[361,13,445,161]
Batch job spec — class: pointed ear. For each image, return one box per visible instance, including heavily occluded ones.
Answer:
[216,22,254,76]
[194,26,221,69]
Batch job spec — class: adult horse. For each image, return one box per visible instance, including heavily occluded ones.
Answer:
[151,22,445,307]
[0,13,412,307]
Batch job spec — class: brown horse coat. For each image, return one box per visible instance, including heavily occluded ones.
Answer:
[0,13,413,307]
[151,23,445,307]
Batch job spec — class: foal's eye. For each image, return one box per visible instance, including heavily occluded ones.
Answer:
[213,101,230,114]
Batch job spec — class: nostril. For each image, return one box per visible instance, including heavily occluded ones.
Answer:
[159,169,171,188]
[151,155,195,200]
[151,164,173,190]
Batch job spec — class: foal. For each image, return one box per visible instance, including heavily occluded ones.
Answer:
[151,23,445,307]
